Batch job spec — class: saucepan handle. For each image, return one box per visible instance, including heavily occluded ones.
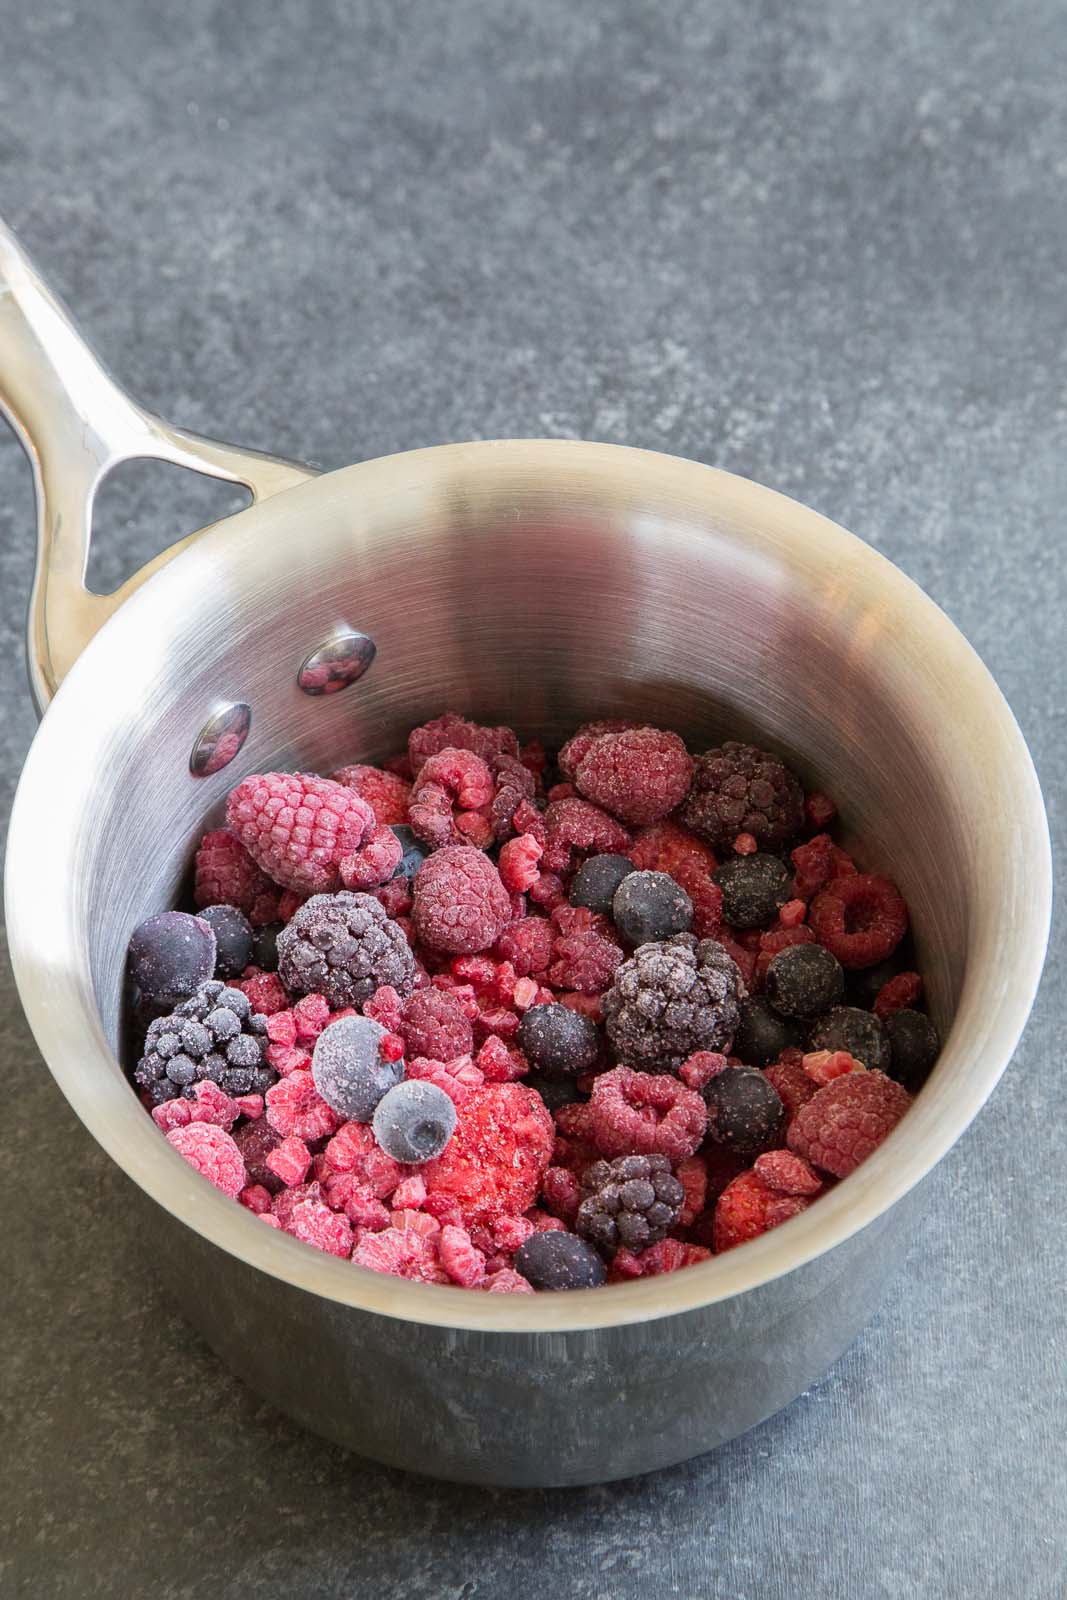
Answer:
[0,216,319,713]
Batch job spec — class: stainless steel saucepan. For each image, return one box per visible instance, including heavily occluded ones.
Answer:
[2,215,1051,1487]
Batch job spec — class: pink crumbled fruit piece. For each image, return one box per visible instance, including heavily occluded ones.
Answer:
[802,1049,864,1086]
[239,970,291,1015]
[166,1122,246,1199]
[285,1197,353,1258]
[588,1066,707,1161]
[733,831,758,855]
[292,993,331,1039]
[266,1135,312,1186]
[265,1070,342,1142]
[340,824,404,890]
[193,828,284,926]
[873,971,924,1017]
[364,984,405,1032]
[235,1094,264,1121]
[678,1051,729,1091]
[324,1120,405,1199]
[499,832,544,893]
[331,763,412,825]
[483,1268,536,1294]
[239,1183,273,1214]
[438,1224,487,1287]
[392,1173,428,1210]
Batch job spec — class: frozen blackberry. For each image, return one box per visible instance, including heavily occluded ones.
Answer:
[764,943,844,1019]
[603,934,745,1072]
[575,1154,684,1256]
[277,891,415,1009]
[569,853,635,915]
[127,911,217,1007]
[372,1080,456,1163]
[732,997,799,1068]
[884,1008,940,1092]
[612,870,693,945]
[390,825,430,881]
[713,853,793,929]
[704,1066,785,1156]
[250,921,283,972]
[233,1118,286,1193]
[197,903,254,979]
[517,1003,600,1078]
[808,1005,891,1074]
[683,741,804,851]
[134,981,273,1104]
[514,1230,607,1291]
[312,1014,405,1120]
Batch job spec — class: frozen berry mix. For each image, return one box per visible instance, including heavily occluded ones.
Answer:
[124,712,941,1289]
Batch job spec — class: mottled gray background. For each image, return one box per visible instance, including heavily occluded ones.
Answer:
[1,1,1064,1595]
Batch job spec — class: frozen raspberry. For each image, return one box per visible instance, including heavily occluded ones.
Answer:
[265,1069,342,1142]
[408,713,519,776]
[627,820,722,938]
[239,970,290,1015]
[682,741,804,851]
[266,1134,312,1186]
[805,791,837,830]
[576,1154,684,1256]
[487,754,539,843]
[422,1082,554,1228]
[764,1053,818,1120]
[400,988,474,1062]
[541,798,631,876]
[802,1048,863,1086]
[226,772,378,896]
[475,1034,527,1082]
[411,846,512,955]
[713,1167,817,1253]
[540,1164,582,1225]
[165,1122,246,1198]
[284,1197,353,1258]
[548,924,623,994]
[332,764,412,825]
[588,1067,707,1160]
[499,833,543,893]
[753,1149,823,1195]
[571,727,693,826]
[278,891,415,1009]
[678,1050,729,1090]
[603,934,745,1071]
[408,747,495,849]
[610,1238,711,1279]
[352,1221,446,1283]
[239,1183,273,1214]
[674,1153,709,1226]
[558,720,646,777]
[790,833,857,899]
[808,875,908,968]
[438,1223,487,1287]
[392,1172,428,1209]
[338,826,404,890]
[405,1055,485,1106]
[194,829,284,927]
[184,1079,241,1129]
[483,1268,536,1293]
[324,1120,405,1198]
[493,916,555,978]
[873,971,924,1017]
[787,1069,912,1177]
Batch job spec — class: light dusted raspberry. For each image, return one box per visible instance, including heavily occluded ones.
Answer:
[408,713,519,776]
[752,1149,823,1195]
[238,970,290,1015]
[165,1122,246,1198]
[713,1168,817,1252]
[400,988,474,1062]
[678,1051,729,1091]
[558,719,646,777]
[494,916,555,978]
[548,923,623,994]
[628,820,722,936]
[194,829,283,926]
[499,833,543,893]
[324,1120,405,1198]
[763,1054,818,1120]
[675,1153,709,1226]
[264,1069,342,1142]
[266,1135,312,1186]
[790,833,857,899]
[284,1196,353,1257]
[488,754,540,843]
[808,875,909,968]
[423,1082,554,1228]
[408,747,495,849]
[873,971,924,1017]
[239,1183,273,1214]
[787,1069,912,1177]
[572,727,693,825]
[610,1238,711,1279]
[411,846,512,955]
[332,764,412,824]
[541,797,631,876]
[483,1267,536,1293]
[438,1223,487,1286]
[340,826,404,890]
[351,1224,446,1282]
[588,1066,707,1160]
[226,772,377,896]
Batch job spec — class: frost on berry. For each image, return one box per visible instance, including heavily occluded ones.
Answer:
[558,720,646,778]
[226,772,378,896]
[588,1066,707,1160]
[808,875,909,968]
[422,1082,554,1228]
[572,726,693,825]
[498,833,543,893]
[541,797,631,876]
[332,764,412,825]
[400,987,474,1062]
[712,1168,815,1253]
[408,713,520,776]
[165,1122,246,1198]
[409,747,495,849]
[787,1069,912,1177]
[411,846,512,955]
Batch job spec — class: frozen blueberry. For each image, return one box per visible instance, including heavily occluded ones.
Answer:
[612,871,693,945]
[514,1231,607,1291]
[764,943,844,1019]
[390,825,430,881]
[372,1080,456,1164]
[808,1005,891,1074]
[197,903,254,979]
[704,1065,784,1156]
[311,1014,405,1121]
[251,921,284,972]
[570,854,636,915]
[525,1074,586,1112]
[732,998,798,1067]
[713,854,793,929]
[127,911,217,1006]
[517,1003,599,1079]
[884,1008,940,1092]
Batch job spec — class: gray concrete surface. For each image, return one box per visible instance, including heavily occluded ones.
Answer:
[1,1,1064,1594]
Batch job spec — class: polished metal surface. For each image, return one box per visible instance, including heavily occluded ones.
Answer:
[2,220,1053,1485]
[189,702,252,778]
[297,626,377,695]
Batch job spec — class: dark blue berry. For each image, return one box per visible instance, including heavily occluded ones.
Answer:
[713,854,792,929]
[808,1005,891,1074]
[372,1080,456,1164]
[764,943,844,1019]
[390,825,430,881]
[569,853,635,915]
[612,870,693,945]
[197,903,253,979]
[514,1231,607,1291]
[127,911,216,1006]
[311,1015,404,1120]
[251,922,283,972]
[517,1003,599,1078]
[884,1008,939,1092]
[732,998,798,1067]
[704,1065,784,1156]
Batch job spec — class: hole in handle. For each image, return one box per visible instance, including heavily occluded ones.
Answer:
[86,460,251,595]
